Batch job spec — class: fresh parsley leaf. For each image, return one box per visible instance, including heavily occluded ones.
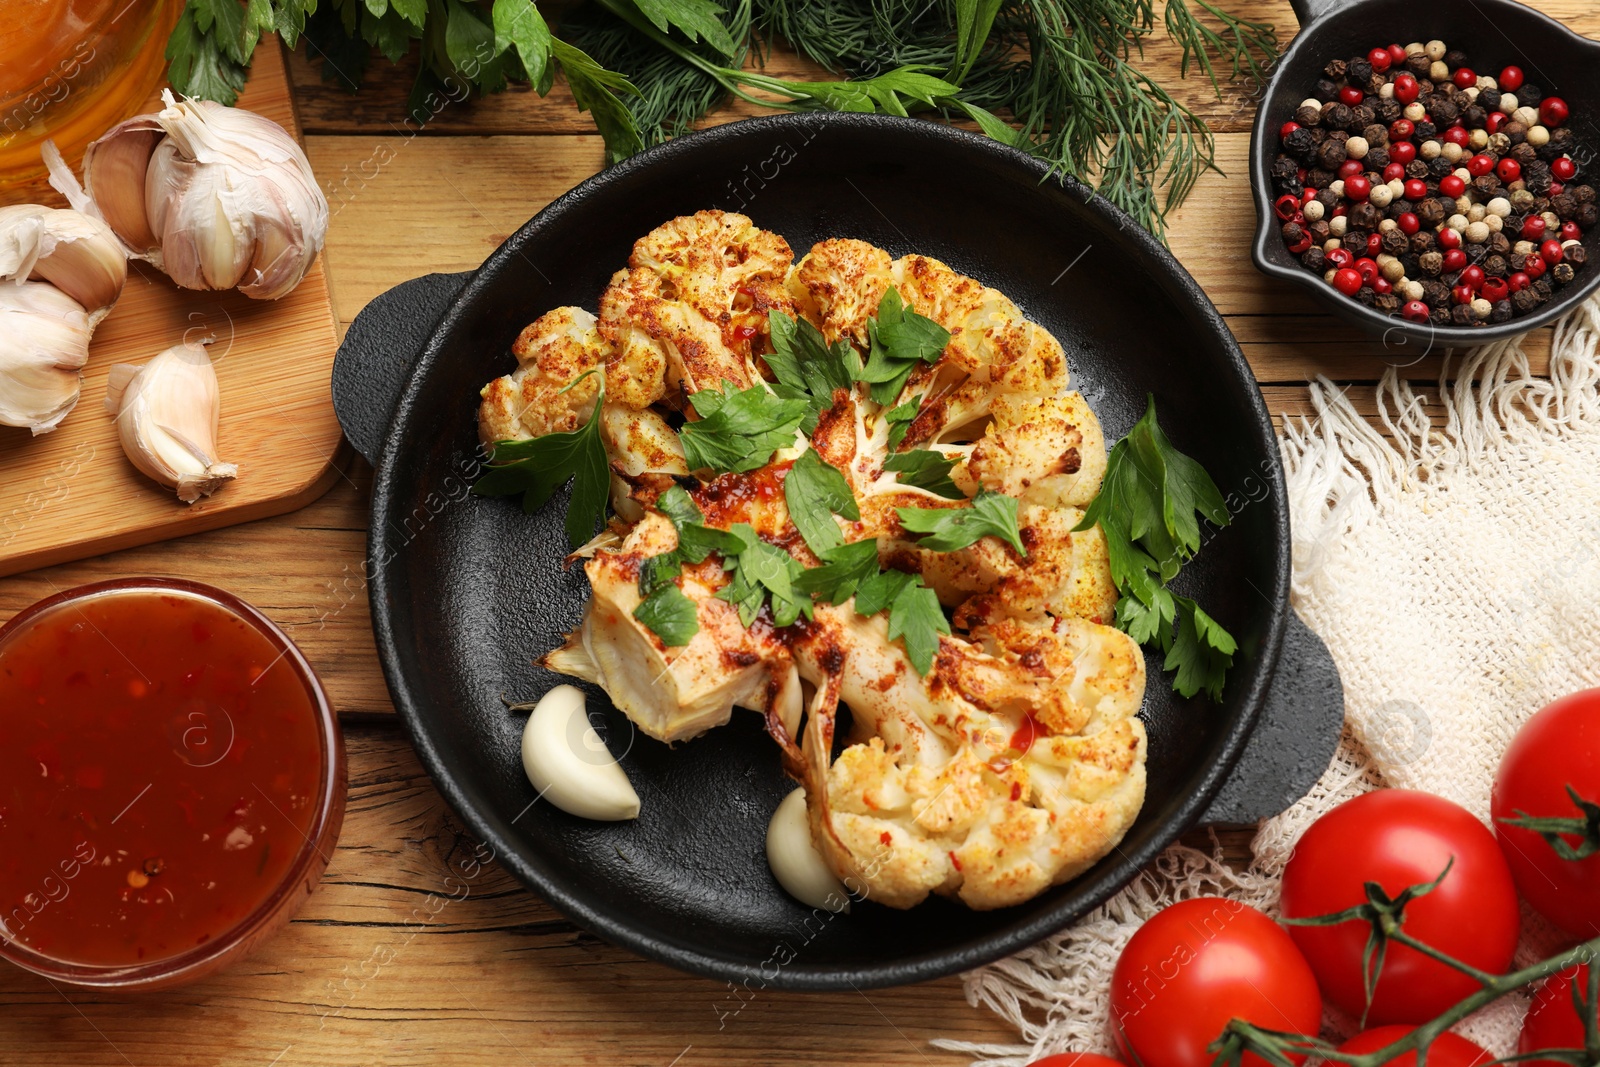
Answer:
[679,382,808,474]
[1075,395,1236,701]
[783,450,859,556]
[444,0,508,92]
[715,524,812,628]
[1166,597,1236,701]
[652,485,743,562]
[885,578,949,676]
[853,567,917,616]
[167,3,249,104]
[897,489,1025,555]
[628,0,737,56]
[473,377,609,550]
[769,67,962,118]
[550,37,645,162]
[765,311,862,433]
[633,585,700,647]
[794,539,881,604]
[885,396,920,450]
[491,0,552,87]
[883,449,963,499]
[857,289,949,404]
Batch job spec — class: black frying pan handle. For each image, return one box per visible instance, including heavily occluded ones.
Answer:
[1198,611,1344,826]
[1288,0,1346,29]
[333,271,474,464]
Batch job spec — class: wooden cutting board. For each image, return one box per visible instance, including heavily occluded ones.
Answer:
[0,42,342,577]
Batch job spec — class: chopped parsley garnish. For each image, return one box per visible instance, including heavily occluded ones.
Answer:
[632,584,700,648]
[783,450,859,556]
[857,289,951,404]
[715,524,813,628]
[765,311,862,434]
[853,568,949,675]
[883,449,963,499]
[473,372,609,549]
[1076,395,1237,701]
[631,486,742,647]
[678,381,808,473]
[793,539,881,605]
[884,396,921,449]
[897,489,1026,555]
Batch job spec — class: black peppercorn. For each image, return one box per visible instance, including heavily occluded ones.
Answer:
[1323,102,1354,130]
[1429,306,1450,326]
[1479,88,1502,112]
[1375,98,1402,124]
[1405,53,1431,76]
[1308,167,1336,189]
[1295,104,1322,127]
[1462,105,1487,128]
[1551,192,1578,220]
[1415,120,1438,141]
[1484,254,1508,277]
[1351,202,1382,230]
[1366,146,1391,170]
[1577,203,1599,228]
[1363,123,1389,146]
[1465,242,1488,261]
[1451,304,1476,325]
[1420,252,1445,278]
[1428,157,1455,180]
[1418,198,1448,226]
[1534,277,1554,299]
[1553,261,1577,285]
[1526,161,1553,197]
[1348,57,1373,83]
[1401,253,1422,276]
[1316,78,1340,99]
[1357,285,1378,307]
[1282,221,1306,244]
[1511,143,1539,165]
[1567,245,1588,267]
[1381,229,1409,256]
[1519,82,1544,106]
[1411,231,1436,254]
[1487,232,1511,256]
[1406,160,1430,180]
[1473,175,1503,199]
[1325,58,1348,79]
[1490,299,1513,323]
[1350,104,1377,131]
[1388,201,1413,221]
[1316,140,1347,170]
[1308,219,1332,242]
[1444,49,1468,68]
[1432,99,1459,127]
[1573,185,1596,204]
[1512,287,1541,312]
[1284,127,1315,156]
[1301,247,1327,272]
[1503,120,1528,145]
[1375,292,1401,313]
[1271,155,1299,182]
[1549,127,1576,154]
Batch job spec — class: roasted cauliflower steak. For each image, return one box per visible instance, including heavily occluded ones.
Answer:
[477,211,1148,912]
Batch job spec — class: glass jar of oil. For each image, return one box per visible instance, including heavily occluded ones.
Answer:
[0,0,182,187]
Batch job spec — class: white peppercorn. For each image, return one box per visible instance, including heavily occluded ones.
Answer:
[1465,220,1490,243]
[1325,238,1342,252]
[1486,214,1504,232]
[1381,258,1406,282]
[1464,87,1480,103]
[1515,106,1539,126]
[1476,75,1497,91]
[1429,61,1450,82]
[1471,297,1492,320]
[1324,269,1339,284]
[1346,135,1370,159]
[1443,142,1464,163]
[1488,197,1511,217]
[1514,239,1536,257]
[1329,179,1346,197]
[1303,200,1326,222]
[1330,215,1349,237]
[1421,139,1442,160]
[1404,101,1427,122]
[1448,213,1469,231]
[1301,97,1322,110]
[1499,93,1519,115]
[1468,129,1490,150]
[1369,184,1394,207]
[1379,83,1395,100]
[1424,39,1445,60]
[1400,279,1425,301]
[1528,125,1550,147]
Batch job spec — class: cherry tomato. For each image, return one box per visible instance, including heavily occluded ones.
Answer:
[1339,1027,1492,1067]
[1028,1056,1127,1067]
[1520,966,1594,1067]
[1110,898,1322,1067]
[1280,790,1519,1026]
[1492,690,1600,940]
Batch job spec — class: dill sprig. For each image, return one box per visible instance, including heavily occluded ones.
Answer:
[167,0,1278,237]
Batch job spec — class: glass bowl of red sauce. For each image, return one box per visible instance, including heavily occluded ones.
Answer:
[0,578,345,990]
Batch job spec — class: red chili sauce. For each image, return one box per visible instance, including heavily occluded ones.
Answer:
[0,589,323,967]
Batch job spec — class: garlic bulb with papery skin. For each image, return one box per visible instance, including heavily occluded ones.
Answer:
[0,205,126,323]
[0,281,93,434]
[105,342,237,502]
[45,90,327,301]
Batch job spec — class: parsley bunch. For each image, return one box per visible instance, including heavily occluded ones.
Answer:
[1076,396,1238,701]
[167,0,1275,236]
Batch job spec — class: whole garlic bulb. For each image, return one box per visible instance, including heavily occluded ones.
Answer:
[0,281,94,434]
[45,90,327,301]
[105,342,238,502]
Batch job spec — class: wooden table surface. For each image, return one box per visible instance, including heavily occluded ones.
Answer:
[4,2,1597,1063]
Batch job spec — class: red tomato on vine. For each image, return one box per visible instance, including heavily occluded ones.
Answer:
[1520,966,1595,1067]
[1027,1055,1126,1067]
[1109,898,1322,1067]
[1279,790,1519,1025]
[1337,1026,1492,1067]
[1492,690,1600,940]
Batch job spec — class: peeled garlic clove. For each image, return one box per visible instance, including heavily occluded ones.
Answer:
[0,204,126,323]
[105,342,237,502]
[766,788,850,912]
[520,684,640,822]
[0,281,92,434]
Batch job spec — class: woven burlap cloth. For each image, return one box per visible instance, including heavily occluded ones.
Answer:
[938,295,1600,1065]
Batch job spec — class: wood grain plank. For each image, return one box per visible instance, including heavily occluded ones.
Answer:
[0,42,345,578]
[286,1,1600,137]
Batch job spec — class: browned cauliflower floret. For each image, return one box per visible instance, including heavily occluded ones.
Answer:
[478,306,606,445]
[786,238,893,347]
[598,210,795,401]
[949,392,1108,509]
